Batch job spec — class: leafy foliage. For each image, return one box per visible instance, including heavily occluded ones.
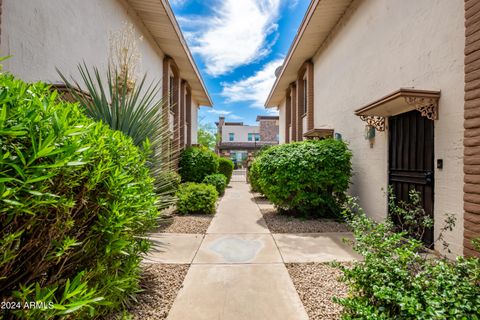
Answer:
[58,63,177,211]
[203,173,227,195]
[0,73,159,318]
[218,157,234,184]
[179,146,219,183]
[388,187,434,243]
[336,198,480,319]
[197,122,217,151]
[251,139,352,217]
[247,158,263,193]
[176,183,218,215]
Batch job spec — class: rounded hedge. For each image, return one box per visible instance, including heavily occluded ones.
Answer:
[218,157,234,184]
[0,74,159,318]
[176,183,218,214]
[203,173,227,195]
[179,146,219,183]
[254,139,352,217]
[248,159,262,193]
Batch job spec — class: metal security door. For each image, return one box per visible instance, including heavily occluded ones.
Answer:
[388,110,434,245]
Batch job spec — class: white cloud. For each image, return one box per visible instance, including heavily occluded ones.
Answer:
[206,109,243,120]
[220,58,284,108]
[169,0,188,8]
[181,0,282,76]
[207,109,231,115]
[228,114,243,120]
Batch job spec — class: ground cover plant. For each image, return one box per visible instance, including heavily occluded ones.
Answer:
[203,173,227,195]
[176,183,218,215]
[0,73,159,318]
[218,157,234,184]
[336,198,480,319]
[179,146,219,183]
[251,139,352,217]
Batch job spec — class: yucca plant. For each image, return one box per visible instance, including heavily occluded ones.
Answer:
[58,64,180,210]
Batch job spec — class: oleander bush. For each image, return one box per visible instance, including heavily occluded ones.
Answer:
[0,73,159,318]
[179,146,219,183]
[218,157,234,184]
[203,173,227,195]
[176,183,218,215]
[253,139,352,217]
[336,198,480,319]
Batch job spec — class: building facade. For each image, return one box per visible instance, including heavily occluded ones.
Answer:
[216,116,279,168]
[265,0,474,257]
[0,0,211,150]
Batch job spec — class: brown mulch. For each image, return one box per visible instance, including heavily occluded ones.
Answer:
[128,264,189,320]
[261,208,350,234]
[286,263,349,320]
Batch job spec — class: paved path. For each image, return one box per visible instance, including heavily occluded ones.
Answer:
[145,181,360,320]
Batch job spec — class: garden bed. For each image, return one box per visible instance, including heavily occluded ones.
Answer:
[286,263,348,320]
[128,264,189,320]
[260,208,350,233]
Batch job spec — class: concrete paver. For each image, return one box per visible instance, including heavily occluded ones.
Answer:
[167,264,309,320]
[143,234,203,264]
[273,232,361,263]
[193,234,282,264]
[207,182,269,234]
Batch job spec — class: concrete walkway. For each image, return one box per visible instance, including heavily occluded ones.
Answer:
[146,181,360,320]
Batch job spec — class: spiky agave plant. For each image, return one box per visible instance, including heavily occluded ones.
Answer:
[58,63,180,210]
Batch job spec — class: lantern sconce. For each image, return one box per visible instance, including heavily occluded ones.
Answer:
[364,125,375,148]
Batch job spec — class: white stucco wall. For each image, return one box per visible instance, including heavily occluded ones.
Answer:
[312,0,464,255]
[222,125,260,143]
[1,0,164,89]
[278,99,286,144]
[191,100,199,145]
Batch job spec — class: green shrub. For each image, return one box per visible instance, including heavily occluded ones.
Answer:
[176,183,218,214]
[179,146,219,183]
[336,198,480,319]
[203,173,227,195]
[254,139,352,217]
[0,73,159,318]
[218,157,234,184]
[248,159,263,193]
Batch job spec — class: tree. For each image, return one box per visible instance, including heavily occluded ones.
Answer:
[198,122,217,150]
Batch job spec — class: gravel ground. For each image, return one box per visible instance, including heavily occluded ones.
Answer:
[286,263,348,320]
[154,214,212,234]
[128,264,189,320]
[261,208,350,233]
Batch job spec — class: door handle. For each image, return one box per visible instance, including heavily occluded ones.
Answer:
[424,171,433,184]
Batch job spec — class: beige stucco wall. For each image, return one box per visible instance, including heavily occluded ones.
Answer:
[278,98,286,144]
[222,125,260,143]
[0,0,164,90]
[312,0,464,256]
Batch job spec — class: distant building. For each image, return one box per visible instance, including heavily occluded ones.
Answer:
[216,116,279,167]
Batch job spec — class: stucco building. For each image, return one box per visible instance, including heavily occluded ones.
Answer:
[0,0,212,150]
[216,116,279,167]
[266,0,479,257]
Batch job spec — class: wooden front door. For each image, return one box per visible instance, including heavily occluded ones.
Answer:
[388,110,434,245]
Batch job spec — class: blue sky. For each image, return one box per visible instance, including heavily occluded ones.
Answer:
[169,0,310,127]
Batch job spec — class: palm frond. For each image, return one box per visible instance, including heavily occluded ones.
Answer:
[57,63,181,210]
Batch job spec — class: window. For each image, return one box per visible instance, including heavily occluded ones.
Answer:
[229,133,234,141]
[169,76,175,112]
[248,133,260,141]
[303,78,307,115]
